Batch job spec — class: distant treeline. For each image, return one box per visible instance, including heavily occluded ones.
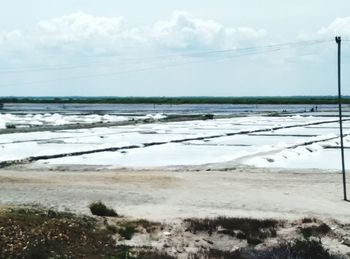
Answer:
[0,96,349,105]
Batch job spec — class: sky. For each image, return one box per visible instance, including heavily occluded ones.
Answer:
[0,0,350,96]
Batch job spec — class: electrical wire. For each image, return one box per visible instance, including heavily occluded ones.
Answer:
[0,47,283,88]
[0,38,332,75]
[0,38,335,88]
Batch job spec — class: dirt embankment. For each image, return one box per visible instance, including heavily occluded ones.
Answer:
[1,206,350,259]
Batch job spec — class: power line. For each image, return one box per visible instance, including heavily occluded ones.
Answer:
[0,47,283,88]
[0,38,332,75]
[0,38,334,88]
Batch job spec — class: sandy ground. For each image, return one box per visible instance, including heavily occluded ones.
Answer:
[1,164,350,224]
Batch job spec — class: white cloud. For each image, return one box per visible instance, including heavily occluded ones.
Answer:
[293,17,350,65]
[152,11,266,49]
[318,17,350,38]
[38,12,122,41]
[298,17,350,41]
[35,11,133,54]
[0,30,22,45]
[0,11,267,55]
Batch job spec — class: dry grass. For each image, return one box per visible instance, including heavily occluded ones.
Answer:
[300,223,331,238]
[185,216,280,244]
[255,237,340,259]
[0,207,118,258]
[0,207,345,259]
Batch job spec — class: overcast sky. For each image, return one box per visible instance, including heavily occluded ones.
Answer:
[1,0,350,96]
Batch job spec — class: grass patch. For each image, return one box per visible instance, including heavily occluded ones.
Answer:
[292,238,331,259]
[191,248,242,259]
[115,219,160,240]
[247,237,339,259]
[134,251,177,259]
[0,207,119,259]
[118,225,137,240]
[89,201,118,217]
[300,223,331,238]
[132,219,160,233]
[0,207,163,259]
[109,246,177,259]
[185,216,280,244]
[106,224,118,234]
[5,123,16,129]
[301,217,318,224]
[105,219,160,241]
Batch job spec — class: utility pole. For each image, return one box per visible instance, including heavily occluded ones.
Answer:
[336,36,347,201]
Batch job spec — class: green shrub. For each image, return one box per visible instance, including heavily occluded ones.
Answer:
[106,224,118,234]
[300,223,331,238]
[292,238,331,259]
[118,226,136,240]
[185,217,279,244]
[5,123,16,129]
[257,238,335,259]
[89,201,118,217]
[301,217,317,224]
[191,248,242,259]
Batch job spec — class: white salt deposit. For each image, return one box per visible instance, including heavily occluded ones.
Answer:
[0,113,347,170]
[0,113,132,128]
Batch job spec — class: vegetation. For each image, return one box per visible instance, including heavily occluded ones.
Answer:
[0,207,173,259]
[192,248,243,259]
[0,207,344,259]
[190,237,339,259]
[0,96,350,105]
[260,237,337,259]
[5,123,16,129]
[292,238,332,259]
[185,216,280,244]
[89,201,118,217]
[118,225,137,240]
[110,247,177,259]
[115,219,160,240]
[301,217,318,224]
[300,222,331,238]
[0,207,118,258]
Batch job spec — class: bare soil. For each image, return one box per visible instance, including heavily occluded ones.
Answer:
[1,165,350,258]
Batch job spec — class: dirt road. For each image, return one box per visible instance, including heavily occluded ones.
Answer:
[1,166,349,222]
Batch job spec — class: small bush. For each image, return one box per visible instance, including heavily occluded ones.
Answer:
[89,201,118,217]
[257,238,335,259]
[203,114,214,120]
[247,236,263,245]
[135,251,177,259]
[185,217,279,244]
[191,248,242,259]
[118,225,137,240]
[302,217,317,224]
[292,238,332,259]
[106,224,118,234]
[132,219,160,233]
[27,245,50,259]
[5,123,16,129]
[300,223,331,238]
